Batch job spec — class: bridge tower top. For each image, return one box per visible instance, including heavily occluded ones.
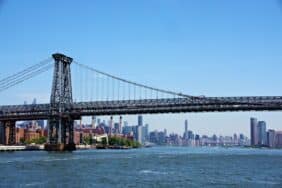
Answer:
[52,53,73,64]
[50,53,73,106]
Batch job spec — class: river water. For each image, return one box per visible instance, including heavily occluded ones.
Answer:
[0,147,281,187]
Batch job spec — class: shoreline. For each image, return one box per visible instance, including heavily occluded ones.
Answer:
[0,144,137,152]
[1,145,281,152]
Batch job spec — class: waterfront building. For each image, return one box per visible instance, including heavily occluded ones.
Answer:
[97,118,101,125]
[149,130,167,145]
[138,115,143,126]
[149,131,158,144]
[91,116,96,129]
[114,123,120,134]
[189,133,195,146]
[275,131,282,148]
[32,98,37,105]
[122,125,134,136]
[164,129,167,137]
[239,134,244,140]
[195,134,200,146]
[257,121,267,146]
[0,123,5,145]
[142,124,149,143]
[250,117,258,146]
[267,129,275,148]
[239,134,246,146]
[233,133,238,145]
[137,125,142,144]
[183,120,188,140]
[119,116,122,134]
[109,116,113,135]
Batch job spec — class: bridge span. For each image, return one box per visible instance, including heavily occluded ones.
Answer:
[0,53,281,150]
[0,97,282,121]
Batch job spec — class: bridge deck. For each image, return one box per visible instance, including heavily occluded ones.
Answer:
[0,96,281,121]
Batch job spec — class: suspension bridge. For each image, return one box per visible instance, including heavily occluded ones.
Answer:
[0,53,281,150]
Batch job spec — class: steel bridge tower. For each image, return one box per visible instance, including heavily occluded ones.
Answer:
[45,53,76,151]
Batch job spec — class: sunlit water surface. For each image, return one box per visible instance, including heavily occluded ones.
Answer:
[0,147,282,187]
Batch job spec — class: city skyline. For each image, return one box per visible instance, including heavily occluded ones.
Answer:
[17,98,282,136]
[0,1,282,136]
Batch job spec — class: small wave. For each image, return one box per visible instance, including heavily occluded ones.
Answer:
[25,182,46,186]
[42,157,80,162]
[139,170,168,175]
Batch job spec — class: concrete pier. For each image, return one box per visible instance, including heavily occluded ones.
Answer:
[0,145,44,151]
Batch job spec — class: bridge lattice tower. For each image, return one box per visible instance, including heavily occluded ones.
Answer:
[47,53,75,149]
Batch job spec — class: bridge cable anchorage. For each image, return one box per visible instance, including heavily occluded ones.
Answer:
[0,58,53,93]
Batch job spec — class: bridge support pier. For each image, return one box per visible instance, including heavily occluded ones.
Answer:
[0,121,16,145]
[45,117,76,151]
[45,53,76,151]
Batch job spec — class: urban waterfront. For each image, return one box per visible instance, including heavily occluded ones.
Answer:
[0,147,282,187]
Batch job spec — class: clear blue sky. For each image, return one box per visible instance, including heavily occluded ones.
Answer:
[0,0,281,136]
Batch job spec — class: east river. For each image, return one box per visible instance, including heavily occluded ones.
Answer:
[0,147,281,187]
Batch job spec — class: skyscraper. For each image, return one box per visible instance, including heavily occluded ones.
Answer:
[142,124,149,143]
[32,98,37,105]
[184,120,188,140]
[257,121,267,146]
[137,125,142,144]
[185,120,188,133]
[109,116,113,136]
[275,131,282,148]
[122,125,133,136]
[137,115,144,144]
[267,129,275,148]
[138,115,143,127]
[91,116,96,129]
[250,118,258,146]
[119,116,122,134]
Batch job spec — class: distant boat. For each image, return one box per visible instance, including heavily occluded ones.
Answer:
[143,142,154,148]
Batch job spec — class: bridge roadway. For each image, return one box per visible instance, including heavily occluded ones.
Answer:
[0,96,282,121]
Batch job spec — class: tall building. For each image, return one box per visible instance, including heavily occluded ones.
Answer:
[109,116,113,136]
[195,134,200,146]
[188,131,194,140]
[37,120,44,129]
[97,118,101,125]
[145,124,149,139]
[267,129,275,148]
[122,125,133,136]
[250,118,258,146]
[32,98,37,105]
[142,124,149,143]
[184,120,188,140]
[119,116,122,134]
[137,125,142,144]
[138,115,143,126]
[137,115,144,144]
[275,131,282,148]
[233,133,238,144]
[91,116,96,129]
[123,121,128,127]
[257,121,267,146]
